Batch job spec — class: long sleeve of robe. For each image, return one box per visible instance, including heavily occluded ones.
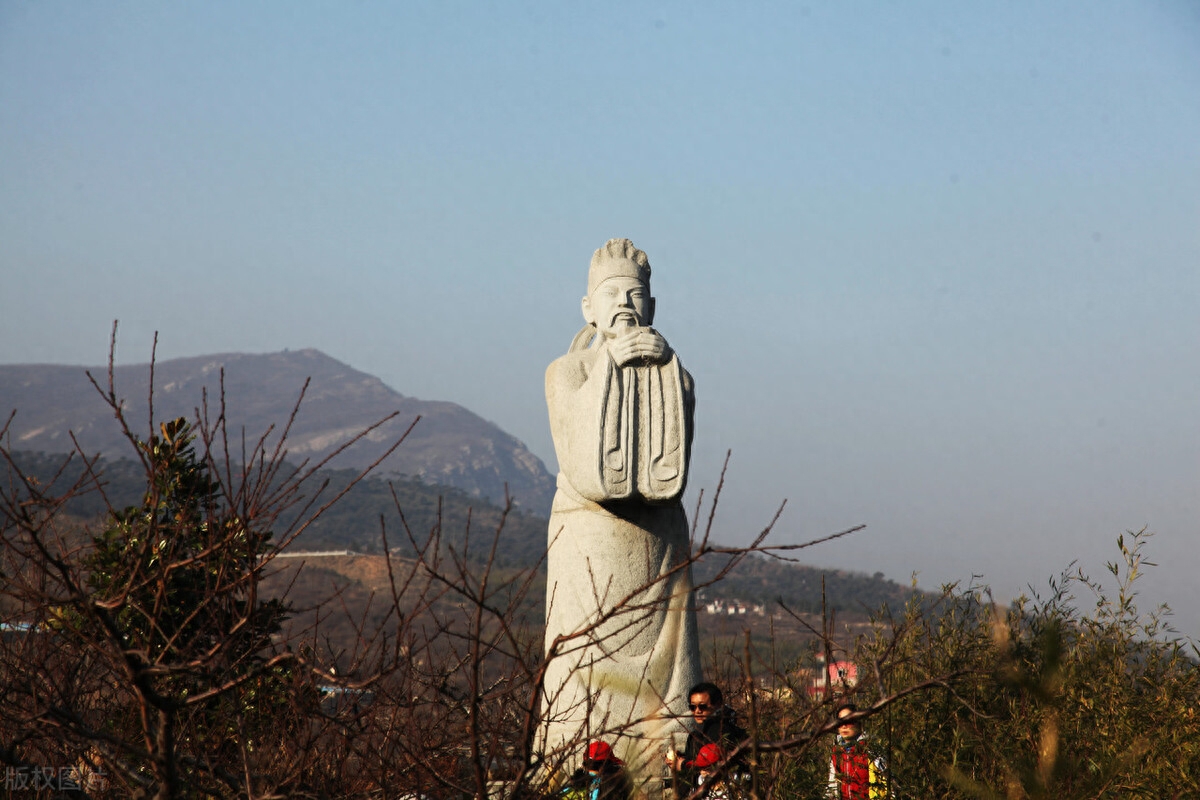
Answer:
[546,340,693,504]
[540,335,701,785]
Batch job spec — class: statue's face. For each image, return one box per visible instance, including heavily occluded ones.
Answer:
[582,276,655,339]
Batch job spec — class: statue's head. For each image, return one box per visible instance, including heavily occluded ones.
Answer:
[582,238,656,339]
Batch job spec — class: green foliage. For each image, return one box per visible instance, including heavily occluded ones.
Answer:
[84,419,284,664]
[847,528,1200,799]
[20,418,297,795]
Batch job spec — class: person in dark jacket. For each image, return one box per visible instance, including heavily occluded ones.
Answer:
[665,682,748,796]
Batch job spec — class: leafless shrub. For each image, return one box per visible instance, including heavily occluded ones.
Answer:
[1,331,975,800]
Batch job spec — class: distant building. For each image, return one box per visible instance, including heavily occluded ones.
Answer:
[800,655,858,700]
[702,598,767,616]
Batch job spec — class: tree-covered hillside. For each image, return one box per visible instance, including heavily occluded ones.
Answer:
[9,450,922,617]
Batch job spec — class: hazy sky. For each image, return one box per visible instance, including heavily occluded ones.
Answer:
[2,3,1198,633]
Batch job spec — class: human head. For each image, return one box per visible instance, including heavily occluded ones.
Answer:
[835,701,861,739]
[688,681,724,725]
[583,740,623,772]
[581,238,655,339]
[692,743,725,775]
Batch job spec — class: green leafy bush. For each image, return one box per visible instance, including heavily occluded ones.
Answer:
[848,529,1200,799]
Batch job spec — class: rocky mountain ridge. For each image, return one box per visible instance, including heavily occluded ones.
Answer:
[0,349,556,513]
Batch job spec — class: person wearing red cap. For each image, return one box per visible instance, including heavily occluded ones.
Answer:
[558,741,632,800]
[692,744,734,800]
[585,741,621,767]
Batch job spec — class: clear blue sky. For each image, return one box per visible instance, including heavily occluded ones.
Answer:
[2,2,1198,633]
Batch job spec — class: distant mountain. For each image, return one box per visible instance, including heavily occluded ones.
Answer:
[0,349,556,513]
[1,351,928,625]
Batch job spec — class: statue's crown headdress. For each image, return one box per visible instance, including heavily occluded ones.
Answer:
[588,238,651,294]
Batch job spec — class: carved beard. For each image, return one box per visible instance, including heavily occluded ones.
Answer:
[604,312,642,332]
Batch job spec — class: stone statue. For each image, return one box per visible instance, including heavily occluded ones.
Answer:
[541,238,702,783]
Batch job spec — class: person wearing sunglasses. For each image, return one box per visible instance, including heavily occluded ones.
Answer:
[664,682,748,796]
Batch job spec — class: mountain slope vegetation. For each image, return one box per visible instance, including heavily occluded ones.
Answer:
[9,450,919,618]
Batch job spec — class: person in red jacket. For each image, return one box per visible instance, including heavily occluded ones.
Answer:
[827,702,889,799]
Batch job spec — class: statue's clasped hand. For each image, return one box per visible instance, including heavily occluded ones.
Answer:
[609,327,670,367]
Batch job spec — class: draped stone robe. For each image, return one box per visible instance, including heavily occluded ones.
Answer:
[541,327,702,781]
